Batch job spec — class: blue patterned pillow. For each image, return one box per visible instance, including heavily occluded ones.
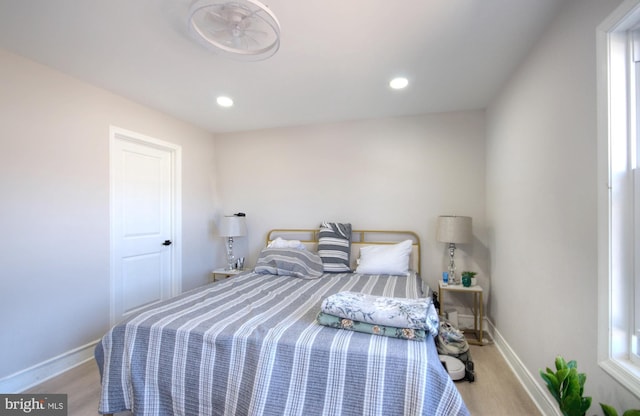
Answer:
[317,222,352,272]
[254,248,324,279]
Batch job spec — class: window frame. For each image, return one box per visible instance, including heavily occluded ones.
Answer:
[597,0,640,397]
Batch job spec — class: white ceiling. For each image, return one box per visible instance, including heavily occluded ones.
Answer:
[0,0,565,134]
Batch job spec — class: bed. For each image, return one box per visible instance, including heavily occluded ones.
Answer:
[95,228,469,416]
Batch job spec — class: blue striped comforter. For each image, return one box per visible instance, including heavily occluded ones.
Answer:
[95,271,469,416]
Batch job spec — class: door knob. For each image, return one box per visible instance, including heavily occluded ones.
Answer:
[162,240,172,246]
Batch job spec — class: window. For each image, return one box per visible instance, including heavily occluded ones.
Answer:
[635,29,640,365]
[598,0,640,397]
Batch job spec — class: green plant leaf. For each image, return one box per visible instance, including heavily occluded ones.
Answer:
[562,394,585,416]
[539,371,553,386]
[600,403,618,416]
[540,371,561,402]
[541,356,592,416]
[577,372,586,390]
[556,368,570,387]
[563,368,579,397]
[622,410,640,416]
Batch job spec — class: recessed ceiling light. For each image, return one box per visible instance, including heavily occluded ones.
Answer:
[389,77,409,90]
[217,96,234,107]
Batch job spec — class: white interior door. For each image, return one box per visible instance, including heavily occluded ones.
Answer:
[110,127,182,325]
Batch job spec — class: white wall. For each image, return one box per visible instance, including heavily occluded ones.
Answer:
[214,111,489,307]
[486,0,638,412]
[0,49,217,384]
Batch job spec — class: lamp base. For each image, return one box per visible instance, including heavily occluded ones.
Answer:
[226,236,236,271]
[448,243,458,285]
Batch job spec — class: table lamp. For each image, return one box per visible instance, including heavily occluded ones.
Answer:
[436,215,472,285]
[219,214,247,271]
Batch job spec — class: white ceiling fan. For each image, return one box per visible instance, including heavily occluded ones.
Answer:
[188,0,281,61]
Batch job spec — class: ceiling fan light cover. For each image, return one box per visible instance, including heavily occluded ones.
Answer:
[189,0,281,61]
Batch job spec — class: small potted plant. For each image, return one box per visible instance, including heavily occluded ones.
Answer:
[540,355,640,416]
[461,271,477,287]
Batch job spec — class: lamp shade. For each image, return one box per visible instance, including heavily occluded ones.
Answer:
[219,215,247,237]
[436,216,472,244]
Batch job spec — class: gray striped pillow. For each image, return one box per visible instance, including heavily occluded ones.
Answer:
[255,248,324,279]
[317,222,352,272]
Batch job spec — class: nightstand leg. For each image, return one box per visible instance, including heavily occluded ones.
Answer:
[479,291,483,344]
[472,292,479,343]
[473,293,478,342]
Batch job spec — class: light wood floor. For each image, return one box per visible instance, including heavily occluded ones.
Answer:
[26,343,541,415]
[455,344,541,415]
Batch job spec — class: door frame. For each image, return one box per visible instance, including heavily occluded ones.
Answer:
[109,126,182,325]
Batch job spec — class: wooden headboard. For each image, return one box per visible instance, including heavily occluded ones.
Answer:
[266,229,421,274]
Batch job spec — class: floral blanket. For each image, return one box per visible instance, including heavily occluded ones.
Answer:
[319,291,439,336]
[316,311,427,341]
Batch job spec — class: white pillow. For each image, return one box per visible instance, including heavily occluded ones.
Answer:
[355,239,413,276]
[267,237,306,250]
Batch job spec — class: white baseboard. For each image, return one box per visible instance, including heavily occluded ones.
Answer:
[0,339,99,393]
[450,314,560,415]
[486,320,561,416]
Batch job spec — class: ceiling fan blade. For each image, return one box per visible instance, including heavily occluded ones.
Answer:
[243,34,260,46]
[243,29,267,37]
[204,10,231,28]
